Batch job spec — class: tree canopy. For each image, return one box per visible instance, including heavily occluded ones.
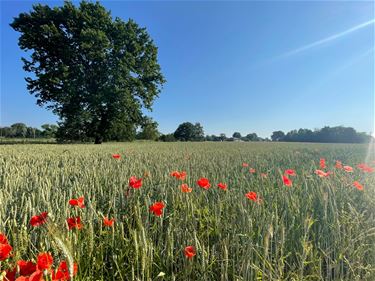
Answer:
[173,122,205,141]
[11,1,165,143]
[271,126,371,143]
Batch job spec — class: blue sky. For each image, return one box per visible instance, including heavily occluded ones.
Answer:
[1,0,374,138]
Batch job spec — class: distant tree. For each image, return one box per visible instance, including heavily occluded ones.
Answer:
[137,117,160,141]
[219,133,227,141]
[10,123,27,138]
[271,131,285,141]
[11,1,165,144]
[159,133,176,142]
[41,124,58,138]
[193,123,205,141]
[174,122,204,141]
[245,133,258,141]
[280,126,372,143]
[232,132,242,139]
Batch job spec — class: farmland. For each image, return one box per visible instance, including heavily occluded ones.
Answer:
[0,142,374,280]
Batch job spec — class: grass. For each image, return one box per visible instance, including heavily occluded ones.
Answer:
[0,142,374,280]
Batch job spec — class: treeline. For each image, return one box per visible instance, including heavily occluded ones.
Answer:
[1,122,372,144]
[0,123,58,138]
[158,123,372,143]
[270,126,372,143]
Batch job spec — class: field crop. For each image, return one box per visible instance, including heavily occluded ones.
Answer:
[0,142,374,280]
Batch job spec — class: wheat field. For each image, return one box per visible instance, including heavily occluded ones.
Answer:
[0,142,374,280]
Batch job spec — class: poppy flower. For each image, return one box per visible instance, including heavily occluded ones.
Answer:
[28,270,44,281]
[245,191,257,202]
[260,173,268,178]
[357,163,374,173]
[68,197,85,208]
[284,169,296,176]
[52,260,78,281]
[282,176,292,187]
[170,171,187,181]
[18,260,37,276]
[217,182,227,191]
[16,275,30,281]
[0,233,8,244]
[103,217,115,227]
[315,170,333,177]
[242,163,249,167]
[249,168,256,174]
[0,243,12,261]
[343,166,353,172]
[37,252,53,270]
[320,158,326,169]
[129,176,142,189]
[184,246,196,259]
[149,202,165,217]
[335,161,343,169]
[197,178,211,189]
[30,212,48,227]
[5,268,16,281]
[66,217,83,230]
[112,154,121,159]
[181,184,192,193]
[353,181,363,191]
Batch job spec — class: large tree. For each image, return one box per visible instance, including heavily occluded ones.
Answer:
[11,1,165,143]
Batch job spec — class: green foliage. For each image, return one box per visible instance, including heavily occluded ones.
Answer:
[271,130,285,142]
[232,132,242,139]
[136,117,160,141]
[272,126,372,143]
[173,122,205,141]
[0,123,56,139]
[0,142,374,280]
[10,1,165,144]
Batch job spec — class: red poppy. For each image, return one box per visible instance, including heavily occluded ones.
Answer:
[0,243,12,261]
[242,163,249,167]
[103,217,115,227]
[353,181,363,191]
[15,276,30,281]
[284,169,296,176]
[249,168,256,174]
[184,246,196,259]
[66,217,83,230]
[282,176,292,187]
[181,184,192,193]
[52,260,78,281]
[245,191,257,202]
[18,260,37,276]
[30,212,48,227]
[129,176,142,189]
[335,161,343,169]
[112,154,121,159]
[343,165,353,172]
[217,182,227,190]
[149,202,165,217]
[320,158,326,169]
[37,252,53,270]
[357,163,374,173]
[68,197,85,208]
[29,270,44,281]
[197,178,211,189]
[316,169,333,177]
[5,268,16,281]
[170,171,187,181]
[0,233,8,244]
[260,173,268,178]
